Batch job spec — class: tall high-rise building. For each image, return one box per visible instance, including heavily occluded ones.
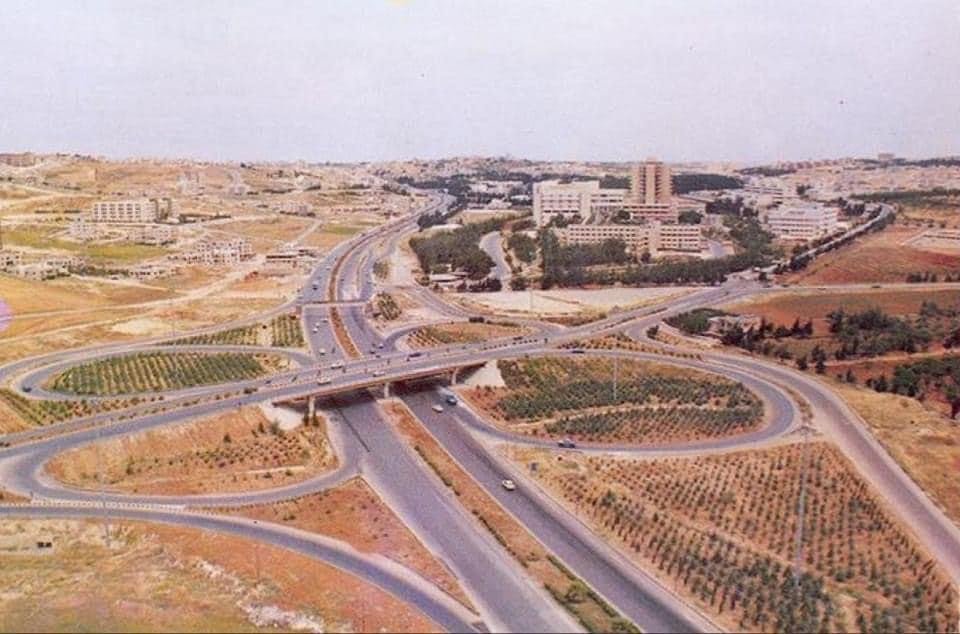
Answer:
[624,158,677,223]
[629,158,672,205]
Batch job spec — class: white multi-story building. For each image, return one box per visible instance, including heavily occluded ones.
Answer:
[90,198,174,224]
[532,180,626,227]
[764,204,839,241]
[555,222,702,257]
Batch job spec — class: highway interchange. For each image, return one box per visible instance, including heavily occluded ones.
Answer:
[1,195,958,633]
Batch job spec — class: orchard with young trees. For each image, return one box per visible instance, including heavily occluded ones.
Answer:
[531,443,956,632]
[464,357,763,444]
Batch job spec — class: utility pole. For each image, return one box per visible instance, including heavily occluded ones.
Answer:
[612,355,619,402]
[793,424,813,590]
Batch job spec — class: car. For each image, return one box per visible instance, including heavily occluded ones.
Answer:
[570,348,585,354]
[558,438,577,449]
[318,348,327,355]
[372,370,385,377]
[330,361,344,369]
[242,386,258,394]
[445,395,457,406]
[377,343,384,349]
[432,404,444,413]
[317,377,332,385]
[501,479,517,491]
[22,385,32,393]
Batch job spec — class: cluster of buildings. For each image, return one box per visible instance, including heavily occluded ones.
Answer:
[533,159,703,257]
[0,250,80,280]
[172,238,253,266]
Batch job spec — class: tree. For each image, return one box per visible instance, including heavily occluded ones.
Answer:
[796,355,809,371]
[678,210,703,225]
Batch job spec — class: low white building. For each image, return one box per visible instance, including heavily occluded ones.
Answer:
[532,180,626,227]
[764,204,839,241]
[174,238,253,265]
[555,222,703,257]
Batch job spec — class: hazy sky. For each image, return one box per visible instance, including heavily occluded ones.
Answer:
[2,0,958,163]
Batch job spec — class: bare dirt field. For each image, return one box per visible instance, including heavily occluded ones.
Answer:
[457,286,693,316]
[725,287,960,339]
[0,518,437,632]
[784,225,960,285]
[511,441,957,632]
[210,216,315,251]
[46,407,335,495]
[232,476,475,612]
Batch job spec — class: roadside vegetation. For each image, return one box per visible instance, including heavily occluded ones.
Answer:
[406,320,528,349]
[516,442,957,633]
[48,351,286,396]
[168,313,305,348]
[372,292,401,321]
[462,357,763,444]
[47,406,334,495]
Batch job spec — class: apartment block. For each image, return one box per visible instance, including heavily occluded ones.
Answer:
[90,198,175,224]
[764,204,839,241]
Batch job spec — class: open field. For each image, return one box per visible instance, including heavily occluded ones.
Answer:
[406,321,530,349]
[382,400,637,633]
[232,476,474,612]
[168,313,305,348]
[726,288,960,331]
[0,518,436,632]
[457,286,693,316]
[47,351,289,396]
[460,357,763,445]
[784,225,960,285]
[512,441,957,632]
[1,223,169,263]
[0,296,281,367]
[46,406,335,495]
[829,380,960,524]
[214,216,314,251]
[897,198,960,230]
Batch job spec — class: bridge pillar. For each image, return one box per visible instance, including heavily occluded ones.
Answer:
[307,396,316,421]
[450,368,459,386]
[382,382,391,399]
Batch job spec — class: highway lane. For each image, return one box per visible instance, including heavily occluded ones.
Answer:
[479,231,512,288]
[330,395,580,633]
[0,503,480,634]
[402,389,715,633]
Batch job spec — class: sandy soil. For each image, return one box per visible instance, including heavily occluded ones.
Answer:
[0,518,437,632]
[232,476,475,612]
[457,286,693,316]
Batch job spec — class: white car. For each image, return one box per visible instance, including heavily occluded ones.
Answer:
[501,479,517,492]
[432,404,444,413]
[317,377,332,386]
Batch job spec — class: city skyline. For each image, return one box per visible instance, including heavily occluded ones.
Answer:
[2,0,959,164]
